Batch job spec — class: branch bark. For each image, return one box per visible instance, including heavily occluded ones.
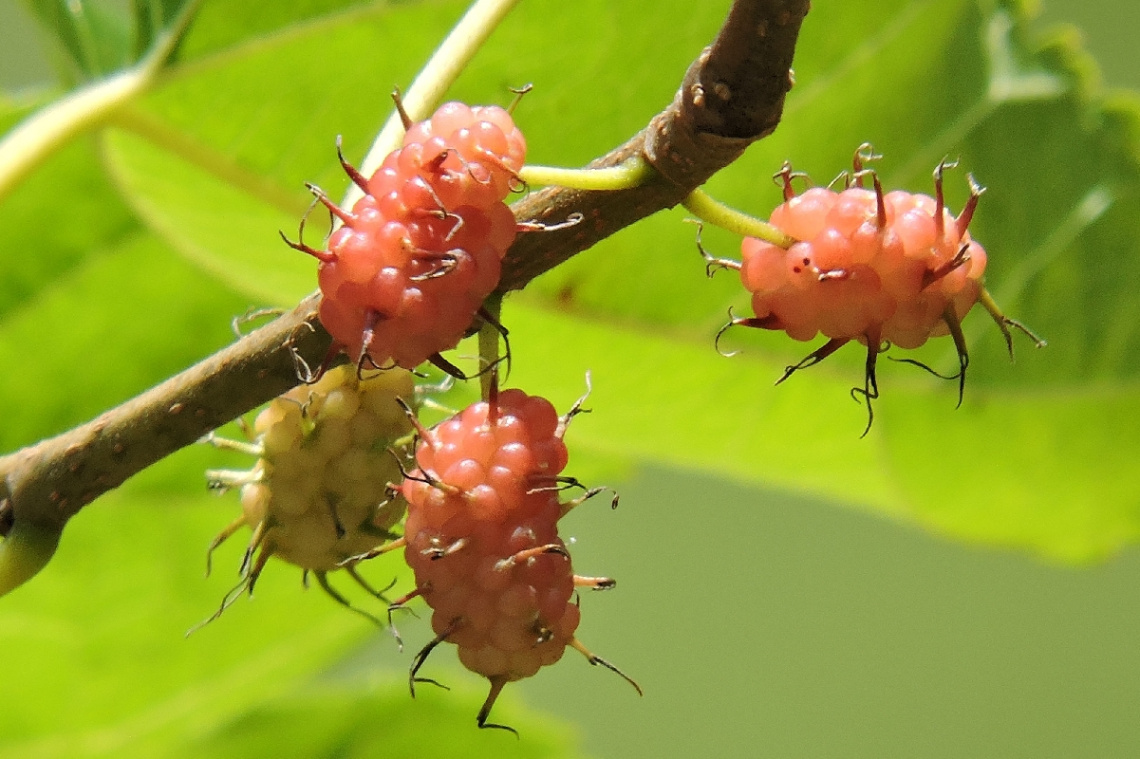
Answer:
[503,0,806,287]
[0,0,810,590]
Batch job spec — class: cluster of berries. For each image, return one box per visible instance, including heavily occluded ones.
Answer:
[205,107,1036,734]
[381,381,637,731]
[201,364,416,626]
[215,97,635,730]
[288,102,526,372]
[202,366,635,729]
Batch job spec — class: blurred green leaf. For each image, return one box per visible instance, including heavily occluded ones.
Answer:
[526,0,1139,389]
[163,678,581,759]
[517,0,1139,561]
[495,0,1139,561]
[175,0,374,62]
[130,0,193,61]
[20,0,203,81]
[0,476,398,758]
[20,0,133,81]
[99,1,482,304]
[101,126,313,307]
[0,130,136,320]
[505,299,1140,562]
[504,300,903,513]
[0,231,251,451]
[0,451,577,757]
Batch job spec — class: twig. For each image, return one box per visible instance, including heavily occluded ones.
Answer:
[500,0,806,287]
[0,294,327,522]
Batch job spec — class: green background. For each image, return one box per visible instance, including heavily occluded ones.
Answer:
[1,1,1138,757]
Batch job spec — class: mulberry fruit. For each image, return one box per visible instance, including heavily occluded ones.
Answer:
[703,145,1043,432]
[200,364,417,627]
[380,380,637,731]
[287,102,526,374]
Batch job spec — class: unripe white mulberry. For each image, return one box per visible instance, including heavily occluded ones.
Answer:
[201,365,418,626]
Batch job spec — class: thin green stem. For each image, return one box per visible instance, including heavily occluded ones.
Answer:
[518,156,653,191]
[479,294,503,401]
[0,0,203,203]
[682,187,795,248]
[0,71,147,201]
[343,0,523,211]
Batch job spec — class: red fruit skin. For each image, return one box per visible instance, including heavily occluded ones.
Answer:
[400,390,583,684]
[309,102,527,370]
[740,184,986,348]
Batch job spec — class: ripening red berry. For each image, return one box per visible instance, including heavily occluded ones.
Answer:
[382,381,638,732]
[744,157,985,347]
[286,101,526,375]
[705,146,1042,434]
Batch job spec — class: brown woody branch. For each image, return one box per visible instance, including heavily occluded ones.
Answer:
[503,0,806,287]
[0,0,809,579]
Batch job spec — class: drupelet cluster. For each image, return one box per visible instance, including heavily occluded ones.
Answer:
[739,158,986,350]
[202,364,416,625]
[392,385,637,730]
[290,102,526,371]
[700,147,1045,433]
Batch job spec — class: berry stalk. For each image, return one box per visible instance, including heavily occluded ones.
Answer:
[518,157,653,192]
[683,187,795,248]
[478,294,505,401]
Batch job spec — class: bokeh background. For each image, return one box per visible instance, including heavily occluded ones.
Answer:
[1,1,1138,757]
